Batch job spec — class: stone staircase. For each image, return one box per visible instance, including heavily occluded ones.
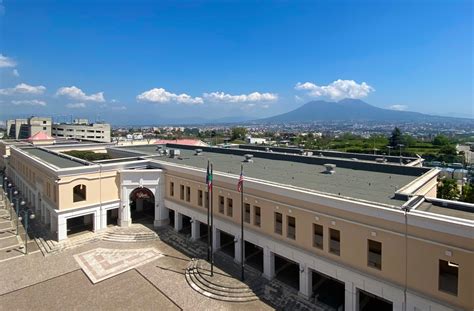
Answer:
[185,258,263,302]
[156,227,207,259]
[35,224,159,256]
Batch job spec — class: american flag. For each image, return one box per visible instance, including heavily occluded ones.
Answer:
[237,165,244,192]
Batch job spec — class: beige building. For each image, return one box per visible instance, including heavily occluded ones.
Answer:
[0,140,472,311]
[6,117,52,139]
[51,119,111,143]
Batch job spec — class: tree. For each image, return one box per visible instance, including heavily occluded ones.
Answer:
[389,127,402,147]
[461,184,474,203]
[433,134,451,146]
[231,127,247,141]
[437,179,460,200]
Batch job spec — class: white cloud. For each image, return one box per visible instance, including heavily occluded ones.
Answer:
[0,83,46,95]
[12,69,19,77]
[12,99,46,106]
[66,102,86,109]
[56,86,105,102]
[295,79,374,100]
[136,88,203,105]
[111,105,127,110]
[389,104,408,111]
[0,54,15,68]
[203,91,278,103]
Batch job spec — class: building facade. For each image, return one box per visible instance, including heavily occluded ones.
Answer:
[51,119,111,143]
[6,117,52,139]
[0,140,472,311]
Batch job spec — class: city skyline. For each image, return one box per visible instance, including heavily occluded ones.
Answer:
[0,0,473,124]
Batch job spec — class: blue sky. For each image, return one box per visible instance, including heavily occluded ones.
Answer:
[0,0,472,124]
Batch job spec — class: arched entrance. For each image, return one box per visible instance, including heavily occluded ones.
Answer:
[129,187,155,224]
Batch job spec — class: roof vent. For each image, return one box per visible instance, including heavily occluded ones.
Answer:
[243,154,254,163]
[194,149,203,156]
[324,163,336,174]
[169,149,180,158]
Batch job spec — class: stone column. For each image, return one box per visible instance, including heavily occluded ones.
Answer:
[191,218,200,241]
[154,183,169,228]
[212,226,220,252]
[50,213,58,238]
[234,235,242,264]
[345,281,356,311]
[263,247,275,280]
[174,212,183,232]
[299,264,312,298]
[100,208,107,230]
[57,215,67,241]
[119,187,131,227]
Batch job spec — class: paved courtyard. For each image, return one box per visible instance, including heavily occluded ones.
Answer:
[0,236,275,310]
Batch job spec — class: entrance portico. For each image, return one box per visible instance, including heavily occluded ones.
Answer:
[118,169,168,228]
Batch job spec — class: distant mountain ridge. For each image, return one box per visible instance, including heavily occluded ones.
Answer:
[259,99,473,123]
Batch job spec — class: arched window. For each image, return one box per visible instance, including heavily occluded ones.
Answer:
[73,184,87,202]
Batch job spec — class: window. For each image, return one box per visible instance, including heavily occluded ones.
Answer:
[218,196,225,213]
[198,190,203,206]
[274,212,283,235]
[244,203,251,223]
[226,198,233,217]
[254,206,261,227]
[313,224,324,249]
[205,191,209,208]
[368,240,382,270]
[287,216,296,240]
[186,186,191,202]
[180,185,184,200]
[43,120,47,124]
[170,182,174,196]
[329,228,340,256]
[43,127,47,130]
[439,260,458,296]
[73,184,87,202]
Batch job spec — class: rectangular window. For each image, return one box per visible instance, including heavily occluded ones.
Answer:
[198,190,203,206]
[218,196,224,213]
[254,206,261,227]
[274,212,283,235]
[439,260,458,296]
[244,203,251,223]
[226,198,233,217]
[186,186,191,202]
[205,191,209,208]
[368,240,382,270]
[313,224,324,249]
[180,184,184,200]
[329,228,340,256]
[170,182,174,196]
[287,216,296,240]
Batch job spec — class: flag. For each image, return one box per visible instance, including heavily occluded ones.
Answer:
[206,161,213,191]
[237,165,244,192]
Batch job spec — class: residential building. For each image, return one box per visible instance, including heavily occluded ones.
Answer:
[51,119,111,143]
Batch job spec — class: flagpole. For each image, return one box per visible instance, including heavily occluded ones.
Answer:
[240,164,245,281]
[210,163,214,277]
[206,160,210,262]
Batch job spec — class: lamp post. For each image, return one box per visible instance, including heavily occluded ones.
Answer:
[387,146,393,157]
[18,210,35,255]
[7,183,12,201]
[16,200,26,235]
[398,144,405,165]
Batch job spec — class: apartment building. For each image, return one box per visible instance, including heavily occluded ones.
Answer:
[0,140,472,311]
[6,117,52,139]
[51,119,111,143]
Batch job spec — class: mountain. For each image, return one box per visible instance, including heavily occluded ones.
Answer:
[259,99,473,123]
